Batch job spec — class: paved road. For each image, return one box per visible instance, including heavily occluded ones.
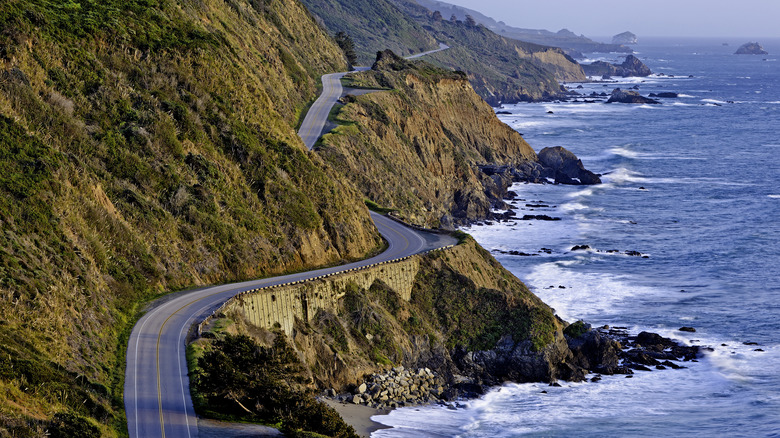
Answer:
[297,43,449,149]
[298,71,348,149]
[124,213,456,438]
[405,42,449,60]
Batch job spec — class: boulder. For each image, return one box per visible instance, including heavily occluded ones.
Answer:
[607,88,660,104]
[538,146,602,185]
[735,42,768,55]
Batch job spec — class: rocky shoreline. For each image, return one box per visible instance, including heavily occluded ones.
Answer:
[323,325,703,410]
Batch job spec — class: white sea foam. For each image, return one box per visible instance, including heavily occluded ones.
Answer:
[769,195,780,199]
[701,98,728,105]
[678,94,696,98]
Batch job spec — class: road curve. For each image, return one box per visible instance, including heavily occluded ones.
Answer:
[124,213,455,438]
[298,71,347,149]
[297,43,449,149]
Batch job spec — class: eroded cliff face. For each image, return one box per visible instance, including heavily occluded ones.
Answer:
[318,55,540,227]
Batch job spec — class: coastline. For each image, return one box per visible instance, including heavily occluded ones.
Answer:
[323,399,392,437]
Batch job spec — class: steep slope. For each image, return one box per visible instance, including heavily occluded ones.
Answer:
[318,52,542,227]
[414,0,632,56]
[0,0,380,435]
[390,0,585,104]
[300,0,439,64]
[303,0,585,104]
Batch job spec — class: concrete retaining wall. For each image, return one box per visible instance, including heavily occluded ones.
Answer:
[198,245,454,336]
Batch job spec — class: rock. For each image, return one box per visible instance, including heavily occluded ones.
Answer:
[520,214,561,221]
[583,55,652,78]
[355,383,367,394]
[678,326,696,333]
[612,31,638,45]
[538,146,602,185]
[735,42,768,55]
[607,88,660,104]
[648,92,679,98]
[352,394,363,404]
[571,245,591,251]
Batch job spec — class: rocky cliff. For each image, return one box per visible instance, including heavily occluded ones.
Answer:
[0,0,380,434]
[319,51,597,228]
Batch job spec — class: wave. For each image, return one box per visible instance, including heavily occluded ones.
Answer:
[701,98,728,105]
[769,195,780,199]
[678,94,697,98]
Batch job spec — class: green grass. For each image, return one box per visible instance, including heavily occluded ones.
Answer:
[364,199,397,214]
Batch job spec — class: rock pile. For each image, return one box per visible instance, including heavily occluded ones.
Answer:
[338,366,448,408]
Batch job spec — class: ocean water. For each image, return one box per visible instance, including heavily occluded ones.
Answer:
[373,38,780,437]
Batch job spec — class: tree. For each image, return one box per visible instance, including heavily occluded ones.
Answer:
[432,10,443,22]
[465,15,477,27]
[335,31,357,67]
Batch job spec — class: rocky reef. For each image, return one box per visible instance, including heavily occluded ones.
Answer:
[735,42,768,55]
[582,54,652,78]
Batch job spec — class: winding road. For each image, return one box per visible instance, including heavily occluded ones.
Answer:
[124,43,454,438]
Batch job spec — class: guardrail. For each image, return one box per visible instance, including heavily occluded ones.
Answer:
[196,244,455,337]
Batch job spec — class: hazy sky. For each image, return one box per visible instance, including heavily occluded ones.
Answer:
[439,0,780,39]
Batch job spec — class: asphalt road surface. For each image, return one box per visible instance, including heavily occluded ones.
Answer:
[297,43,449,149]
[124,213,456,438]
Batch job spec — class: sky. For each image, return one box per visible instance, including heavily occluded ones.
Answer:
[438,0,780,39]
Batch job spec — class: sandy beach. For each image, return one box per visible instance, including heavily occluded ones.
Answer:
[323,399,393,438]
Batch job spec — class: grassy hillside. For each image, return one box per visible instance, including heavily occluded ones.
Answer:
[390,0,585,104]
[414,0,632,56]
[303,0,585,104]
[0,0,382,435]
[319,53,538,227]
[300,0,439,64]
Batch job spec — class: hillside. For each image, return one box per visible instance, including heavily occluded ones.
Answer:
[0,0,381,435]
[319,51,557,227]
[414,0,632,56]
[301,0,439,64]
[302,0,585,104]
[390,0,585,104]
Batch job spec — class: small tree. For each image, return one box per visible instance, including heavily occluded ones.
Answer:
[432,10,443,22]
[465,15,477,27]
[335,31,357,66]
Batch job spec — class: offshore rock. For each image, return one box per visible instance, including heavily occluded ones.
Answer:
[582,55,652,77]
[607,88,660,104]
[538,146,602,184]
[735,42,768,55]
[612,31,638,45]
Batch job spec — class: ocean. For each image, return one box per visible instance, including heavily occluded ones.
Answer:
[372,38,780,437]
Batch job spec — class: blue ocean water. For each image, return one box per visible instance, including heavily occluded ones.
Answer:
[373,38,780,437]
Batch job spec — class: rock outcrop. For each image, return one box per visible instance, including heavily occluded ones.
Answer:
[735,42,768,55]
[612,31,637,45]
[607,88,660,104]
[582,54,652,78]
[537,146,602,184]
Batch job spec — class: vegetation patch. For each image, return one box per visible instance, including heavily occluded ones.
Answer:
[190,333,357,438]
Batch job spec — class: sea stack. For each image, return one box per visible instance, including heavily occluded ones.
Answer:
[612,31,638,45]
[735,42,768,55]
